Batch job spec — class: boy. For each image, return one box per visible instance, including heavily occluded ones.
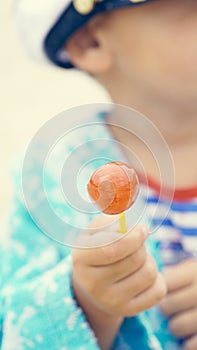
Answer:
[1,1,197,349]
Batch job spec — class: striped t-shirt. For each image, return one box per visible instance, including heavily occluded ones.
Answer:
[145,178,197,265]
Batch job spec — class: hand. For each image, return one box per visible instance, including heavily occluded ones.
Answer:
[72,216,166,350]
[72,216,166,318]
[160,260,197,350]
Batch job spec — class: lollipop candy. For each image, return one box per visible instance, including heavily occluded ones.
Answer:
[87,161,139,233]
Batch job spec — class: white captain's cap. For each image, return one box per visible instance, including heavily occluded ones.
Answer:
[15,0,153,68]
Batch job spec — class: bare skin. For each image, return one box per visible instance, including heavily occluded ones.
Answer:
[161,261,197,350]
[73,217,166,350]
[66,1,197,349]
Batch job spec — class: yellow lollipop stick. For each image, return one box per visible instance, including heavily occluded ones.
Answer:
[118,212,127,234]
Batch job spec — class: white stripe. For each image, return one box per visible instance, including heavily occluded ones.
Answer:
[171,211,197,228]
[147,203,170,220]
[140,185,156,199]
[152,226,181,242]
[147,201,197,229]
[14,0,72,64]
[182,236,197,254]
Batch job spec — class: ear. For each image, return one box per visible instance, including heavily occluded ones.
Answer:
[65,18,113,74]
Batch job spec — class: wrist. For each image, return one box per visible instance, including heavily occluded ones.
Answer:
[72,273,123,350]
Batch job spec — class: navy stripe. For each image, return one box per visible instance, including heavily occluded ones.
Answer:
[151,218,197,236]
[151,218,173,227]
[158,242,184,251]
[179,228,197,237]
[171,202,197,212]
[146,197,160,204]
[146,196,197,212]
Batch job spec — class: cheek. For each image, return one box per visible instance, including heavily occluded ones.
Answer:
[120,30,197,91]
[108,8,197,96]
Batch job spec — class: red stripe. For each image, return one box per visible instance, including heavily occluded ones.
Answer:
[147,176,197,201]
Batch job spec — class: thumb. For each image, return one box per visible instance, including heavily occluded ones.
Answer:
[75,215,121,248]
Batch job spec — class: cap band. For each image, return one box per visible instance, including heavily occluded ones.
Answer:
[15,0,153,68]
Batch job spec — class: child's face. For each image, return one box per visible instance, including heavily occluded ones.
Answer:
[102,0,197,103]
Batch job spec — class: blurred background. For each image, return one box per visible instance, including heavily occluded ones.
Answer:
[0,1,109,220]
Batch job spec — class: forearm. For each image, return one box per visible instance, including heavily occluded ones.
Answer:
[72,274,123,350]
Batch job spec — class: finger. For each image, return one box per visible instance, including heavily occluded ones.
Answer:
[163,261,194,292]
[185,335,197,350]
[115,254,158,299]
[76,223,149,266]
[75,215,120,247]
[85,215,118,232]
[125,273,167,316]
[169,308,197,338]
[160,284,197,316]
[92,245,147,283]
[75,229,122,248]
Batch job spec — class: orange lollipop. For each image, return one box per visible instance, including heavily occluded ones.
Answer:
[87,161,139,233]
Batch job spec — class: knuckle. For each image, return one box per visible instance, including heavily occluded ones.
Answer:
[169,319,182,336]
[86,279,99,297]
[122,307,136,318]
[122,303,140,318]
[132,246,147,267]
[126,226,145,253]
[100,289,119,312]
[160,298,171,315]
[112,267,123,281]
[120,307,133,318]
[107,292,120,309]
[133,227,146,247]
[72,251,81,269]
[101,243,120,264]
[155,276,167,302]
[159,302,169,315]
[144,255,157,282]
